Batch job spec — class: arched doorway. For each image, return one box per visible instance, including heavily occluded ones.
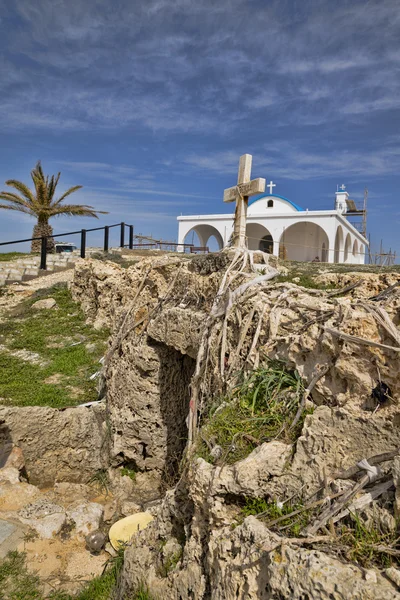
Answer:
[359,244,365,264]
[334,226,344,263]
[344,234,351,263]
[246,223,274,253]
[183,224,224,251]
[279,222,329,262]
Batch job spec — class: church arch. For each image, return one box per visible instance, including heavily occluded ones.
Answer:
[359,244,365,264]
[279,222,329,262]
[344,233,351,263]
[245,223,273,253]
[352,240,359,262]
[183,224,224,250]
[334,226,344,263]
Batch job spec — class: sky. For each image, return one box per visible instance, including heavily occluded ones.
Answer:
[0,0,399,257]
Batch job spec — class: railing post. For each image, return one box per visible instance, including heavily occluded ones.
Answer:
[81,229,86,259]
[104,226,109,253]
[129,225,134,249]
[40,237,47,270]
[120,222,125,249]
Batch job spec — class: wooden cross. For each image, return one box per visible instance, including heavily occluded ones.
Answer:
[223,154,265,248]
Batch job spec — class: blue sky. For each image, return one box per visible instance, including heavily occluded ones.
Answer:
[0,0,399,257]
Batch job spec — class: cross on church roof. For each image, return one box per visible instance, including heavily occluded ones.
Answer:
[267,180,276,194]
[339,184,346,191]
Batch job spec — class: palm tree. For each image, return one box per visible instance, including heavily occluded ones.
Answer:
[0,161,108,252]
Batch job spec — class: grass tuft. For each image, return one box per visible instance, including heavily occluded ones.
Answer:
[237,497,310,537]
[198,360,309,464]
[337,512,400,569]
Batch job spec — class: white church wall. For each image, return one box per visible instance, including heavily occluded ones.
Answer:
[247,196,298,215]
[177,206,367,264]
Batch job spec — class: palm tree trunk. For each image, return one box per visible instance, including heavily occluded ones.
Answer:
[31,222,55,253]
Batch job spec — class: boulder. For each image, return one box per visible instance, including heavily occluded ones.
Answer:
[0,446,25,472]
[18,499,66,539]
[0,404,106,486]
[0,467,20,485]
[0,482,41,511]
[31,298,57,310]
[194,441,292,499]
[67,502,104,540]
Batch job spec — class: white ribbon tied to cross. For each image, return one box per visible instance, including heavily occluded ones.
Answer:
[356,458,380,483]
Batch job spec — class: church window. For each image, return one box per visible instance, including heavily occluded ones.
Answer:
[267,200,274,208]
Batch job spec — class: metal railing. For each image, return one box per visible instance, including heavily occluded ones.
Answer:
[0,222,199,270]
[0,222,133,270]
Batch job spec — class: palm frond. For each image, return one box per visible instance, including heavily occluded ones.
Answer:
[4,180,35,204]
[0,204,34,215]
[0,192,32,209]
[52,185,83,207]
[50,204,108,218]
[47,173,61,204]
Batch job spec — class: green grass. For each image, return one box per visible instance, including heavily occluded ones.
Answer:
[129,584,156,600]
[0,252,35,262]
[239,497,310,537]
[0,284,109,408]
[197,360,309,464]
[0,550,156,600]
[0,551,41,600]
[274,271,338,290]
[120,467,137,482]
[337,513,400,569]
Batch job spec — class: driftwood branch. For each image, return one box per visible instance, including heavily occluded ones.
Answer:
[326,280,363,298]
[332,448,400,481]
[290,364,330,430]
[325,327,400,352]
[305,474,373,536]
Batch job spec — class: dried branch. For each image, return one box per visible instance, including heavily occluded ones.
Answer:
[325,327,400,352]
[326,280,363,298]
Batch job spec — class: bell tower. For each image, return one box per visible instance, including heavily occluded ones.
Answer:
[335,184,348,214]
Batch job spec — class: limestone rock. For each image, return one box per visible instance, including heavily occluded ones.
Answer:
[194,441,292,498]
[392,456,400,517]
[67,502,104,540]
[18,499,66,539]
[120,500,141,517]
[0,446,25,472]
[0,467,20,484]
[0,482,41,511]
[31,298,57,310]
[386,567,400,590]
[53,482,93,506]
[284,406,400,496]
[0,404,106,486]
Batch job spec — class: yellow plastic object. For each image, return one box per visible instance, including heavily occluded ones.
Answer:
[109,512,154,550]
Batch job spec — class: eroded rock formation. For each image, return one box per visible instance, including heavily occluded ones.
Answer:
[69,252,400,599]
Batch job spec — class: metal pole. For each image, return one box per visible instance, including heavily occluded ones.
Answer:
[129,225,134,249]
[120,222,125,249]
[104,226,109,253]
[81,229,86,259]
[40,237,47,270]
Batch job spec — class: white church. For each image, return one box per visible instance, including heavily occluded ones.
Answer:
[177,182,368,264]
